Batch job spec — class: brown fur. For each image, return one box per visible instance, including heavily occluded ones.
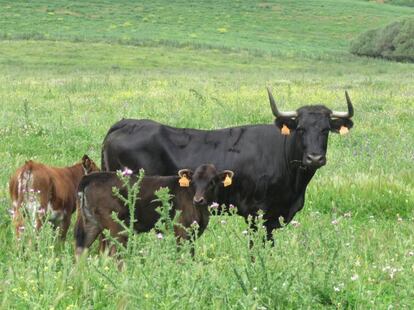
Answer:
[75,164,233,257]
[9,155,99,240]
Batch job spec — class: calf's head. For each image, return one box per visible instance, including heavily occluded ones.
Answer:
[178,164,234,207]
[267,88,354,168]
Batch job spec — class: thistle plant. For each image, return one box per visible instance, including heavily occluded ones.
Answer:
[100,168,144,256]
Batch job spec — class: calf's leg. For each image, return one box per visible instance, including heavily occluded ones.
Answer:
[74,219,102,258]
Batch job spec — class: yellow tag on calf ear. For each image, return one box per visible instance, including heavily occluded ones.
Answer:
[339,126,349,135]
[281,124,290,135]
[179,175,190,187]
[223,175,232,187]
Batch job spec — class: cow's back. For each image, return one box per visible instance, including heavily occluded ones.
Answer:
[102,119,166,174]
[9,161,51,200]
[79,172,182,233]
[101,119,278,174]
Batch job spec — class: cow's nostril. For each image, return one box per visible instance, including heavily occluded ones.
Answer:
[193,197,205,204]
[304,154,326,166]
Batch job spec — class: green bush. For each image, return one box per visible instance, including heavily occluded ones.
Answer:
[350,18,414,62]
[384,0,414,7]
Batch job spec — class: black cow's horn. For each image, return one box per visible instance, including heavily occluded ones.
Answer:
[331,91,354,118]
[267,87,297,118]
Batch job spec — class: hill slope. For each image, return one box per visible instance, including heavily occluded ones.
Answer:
[1,0,413,57]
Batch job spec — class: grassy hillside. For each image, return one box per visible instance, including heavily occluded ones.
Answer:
[0,0,412,57]
[0,0,413,308]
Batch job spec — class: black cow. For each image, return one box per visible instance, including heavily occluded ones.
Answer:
[101,89,354,241]
[74,164,234,256]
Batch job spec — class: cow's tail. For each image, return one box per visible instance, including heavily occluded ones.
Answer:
[19,162,36,212]
[11,161,37,234]
[101,146,108,172]
[74,183,100,258]
[19,161,34,197]
[74,187,87,257]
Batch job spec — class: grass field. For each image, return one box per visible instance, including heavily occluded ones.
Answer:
[0,0,413,308]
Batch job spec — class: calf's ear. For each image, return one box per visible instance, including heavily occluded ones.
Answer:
[82,154,92,172]
[274,117,297,135]
[330,118,353,135]
[178,169,193,179]
[178,169,193,187]
[219,170,234,187]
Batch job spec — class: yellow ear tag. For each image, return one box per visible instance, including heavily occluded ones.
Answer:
[281,124,290,135]
[223,175,232,187]
[339,126,349,135]
[179,175,190,187]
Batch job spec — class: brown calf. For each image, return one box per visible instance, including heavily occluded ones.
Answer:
[74,164,234,257]
[9,155,99,239]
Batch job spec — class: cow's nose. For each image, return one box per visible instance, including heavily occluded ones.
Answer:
[193,196,206,205]
[304,154,326,167]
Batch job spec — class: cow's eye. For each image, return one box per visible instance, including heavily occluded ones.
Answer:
[296,127,305,133]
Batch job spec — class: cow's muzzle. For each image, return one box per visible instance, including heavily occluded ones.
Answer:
[304,153,326,168]
[193,196,207,206]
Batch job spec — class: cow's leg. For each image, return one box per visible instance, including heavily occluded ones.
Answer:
[174,225,194,256]
[243,212,261,249]
[98,234,107,253]
[263,218,281,246]
[12,206,24,239]
[106,226,128,271]
[59,210,72,241]
[74,219,102,258]
[247,218,258,249]
[37,193,50,231]
[106,222,128,257]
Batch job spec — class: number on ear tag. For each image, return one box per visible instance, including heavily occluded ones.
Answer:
[339,126,349,135]
[179,175,190,187]
[223,174,232,187]
[281,124,290,135]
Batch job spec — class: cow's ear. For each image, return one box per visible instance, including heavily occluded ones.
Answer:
[178,169,193,179]
[330,118,353,135]
[82,155,92,172]
[218,170,234,187]
[275,117,297,135]
[178,169,193,187]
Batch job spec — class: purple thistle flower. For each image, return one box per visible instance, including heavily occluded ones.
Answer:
[210,202,219,209]
[122,167,133,177]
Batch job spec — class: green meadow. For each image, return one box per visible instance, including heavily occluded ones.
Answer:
[0,0,413,308]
